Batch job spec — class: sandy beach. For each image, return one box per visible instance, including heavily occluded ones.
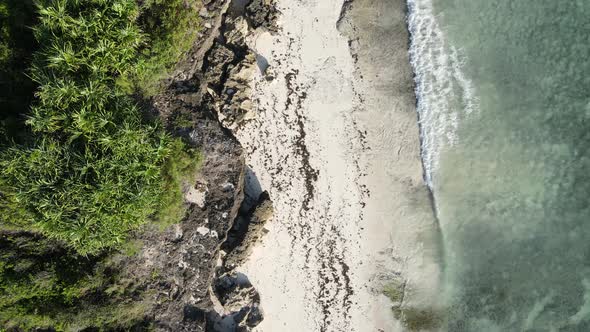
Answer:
[231,0,443,330]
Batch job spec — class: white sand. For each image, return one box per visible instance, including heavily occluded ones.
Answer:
[233,0,442,330]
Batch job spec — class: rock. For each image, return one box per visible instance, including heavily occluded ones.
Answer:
[185,183,208,207]
[197,226,211,236]
[207,87,217,97]
[218,53,258,129]
[204,43,235,86]
[255,53,270,74]
[207,191,272,331]
[210,271,263,331]
[246,303,264,327]
[236,326,249,332]
[171,285,180,299]
[239,99,253,112]
[183,305,207,324]
[199,7,209,18]
[222,182,235,192]
[222,192,274,268]
[178,259,189,270]
[172,224,184,242]
[245,0,279,31]
[224,17,249,45]
[250,192,274,222]
[123,88,244,331]
[195,5,278,133]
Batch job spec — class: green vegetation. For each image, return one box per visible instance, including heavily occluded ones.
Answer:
[0,0,37,144]
[0,0,171,255]
[0,232,152,331]
[122,0,201,96]
[155,139,202,229]
[170,111,196,129]
[120,238,143,257]
[0,0,202,329]
[0,0,201,256]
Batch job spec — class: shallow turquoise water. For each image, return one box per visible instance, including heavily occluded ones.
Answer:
[408,0,590,330]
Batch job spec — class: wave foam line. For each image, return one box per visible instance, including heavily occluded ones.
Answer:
[406,0,479,188]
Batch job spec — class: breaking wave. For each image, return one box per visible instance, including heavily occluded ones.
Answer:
[406,0,479,188]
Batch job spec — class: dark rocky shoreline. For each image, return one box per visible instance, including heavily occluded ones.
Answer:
[112,1,278,331]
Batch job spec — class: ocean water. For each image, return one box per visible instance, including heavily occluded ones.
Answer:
[407,0,590,331]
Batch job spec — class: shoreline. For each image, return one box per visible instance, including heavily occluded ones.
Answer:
[230,0,443,330]
[337,0,444,328]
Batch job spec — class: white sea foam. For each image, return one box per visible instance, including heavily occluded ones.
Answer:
[407,0,479,187]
